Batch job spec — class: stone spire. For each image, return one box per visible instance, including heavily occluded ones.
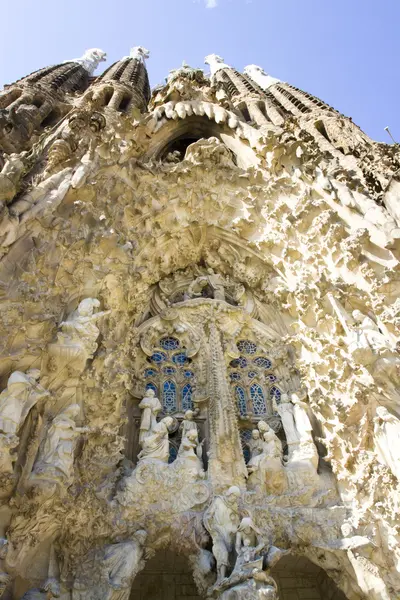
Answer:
[204,54,232,77]
[243,64,280,90]
[0,48,106,154]
[82,46,151,113]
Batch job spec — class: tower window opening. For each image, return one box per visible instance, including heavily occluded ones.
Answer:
[119,93,132,112]
[41,110,60,128]
[238,102,252,123]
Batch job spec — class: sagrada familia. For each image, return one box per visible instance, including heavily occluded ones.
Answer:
[0,45,399,600]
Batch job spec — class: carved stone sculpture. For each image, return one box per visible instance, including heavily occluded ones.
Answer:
[373,406,400,480]
[30,404,89,490]
[179,409,202,457]
[49,299,109,373]
[290,392,313,442]
[137,416,173,463]
[175,428,205,478]
[138,388,162,444]
[248,426,286,495]
[0,369,48,436]
[73,530,147,600]
[203,486,241,581]
[271,394,300,447]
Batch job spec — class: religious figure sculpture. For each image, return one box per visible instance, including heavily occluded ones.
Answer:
[175,429,205,478]
[271,394,300,446]
[203,486,241,581]
[188,268,227,301]
[73,530,147,600]
[137,416,173,463]
[290,392,313,442]
[248,426,286,495]
[179,410,202,457]
[49,298,109,373]
[247,429,264,469]
[373,406,400,480]
[138,389,162,444]
[30,404,90,489]
[0,369,49,436]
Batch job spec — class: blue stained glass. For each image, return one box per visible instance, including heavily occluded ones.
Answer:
[239,429,252,463]
[184,370,194,378]
[248,371,258,379]
[230,359,240,368]
[235,386,247,416]
[168,445,178,464]
[163,366,176,375]
[146,382,158,394]
[250,383,267,415]
[151,351,167,364]
[230,372,241,381]
[172,352,188,365]
[254,357,272,369]
[267,374,277,382]
[160,337,180,351]
[237,340,257,355]
[270,386,282,403]
[144,368,157,378]
[163,379,177,413]
[181,383,193,411]
[237,357,247,368]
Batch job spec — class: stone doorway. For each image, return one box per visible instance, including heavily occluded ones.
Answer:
[271,554,348,600]
[130,550,203,600]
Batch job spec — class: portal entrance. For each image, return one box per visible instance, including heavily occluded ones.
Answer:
[271,555,348,600]
[130,550,203,600]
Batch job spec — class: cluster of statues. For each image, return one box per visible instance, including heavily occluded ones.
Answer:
[137,389,205,477]
[184,268,245,305]
[204,486,282,599]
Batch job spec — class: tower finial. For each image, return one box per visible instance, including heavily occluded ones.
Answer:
[129,46,150,62]
[204,54,231,76]
[243,64,280,90]
[65,48,107,75]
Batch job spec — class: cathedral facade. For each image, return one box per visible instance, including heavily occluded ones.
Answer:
[0,46,399,600]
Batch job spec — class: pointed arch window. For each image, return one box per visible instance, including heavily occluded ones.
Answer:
[250,383,266,415]
[181,383,193,411]
[163,380,177,413]
[235,386,247,416]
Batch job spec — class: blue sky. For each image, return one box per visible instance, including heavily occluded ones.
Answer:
[1,0,399,142]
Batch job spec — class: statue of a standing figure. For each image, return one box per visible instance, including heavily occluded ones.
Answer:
[290,392,313,442]
[137,416,173,464]
[179,410,202,457]
[373,407,400,480]
[73,530,147,600]
[0,369,49,436]
[203,486,241,581]
[138,389,162,444]
[30,404,90,488]
[272,394,300,446]
[175,429,205,479]
[248,426,286,495]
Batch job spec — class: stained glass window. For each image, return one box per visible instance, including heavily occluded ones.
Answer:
[254,357,272,369]
[230,359,240,368]
[146,382,158,394]
[235,386,247,416]
[270,386,282,403]
[248,371,258,379]
[163,366,176,375]
[172,352,188,365]
[267,374,277,382]
[250,383,267,415]
[239,429,252,463]
[237,357,247,368]
[168,445,178,464]
[163,380,177,413]
[230,372,241,381]
[181,383,193,411]
[184,370,194,378]
[150,351,167,364]
[144,368,157,378]
[237,340,257,355]
[160,337,180,351]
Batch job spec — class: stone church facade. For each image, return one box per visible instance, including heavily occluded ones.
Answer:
[0,46,399,599]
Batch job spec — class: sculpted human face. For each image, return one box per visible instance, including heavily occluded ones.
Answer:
[251,430,260,440]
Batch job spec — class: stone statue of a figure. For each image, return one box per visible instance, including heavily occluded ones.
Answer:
[290,392,313,442]
[52,298,109,371]
[31,404,89,487]
[138,389,162,444]
[176,429,205,478]
[179,410,202,457]
[188,268,227,301]
[203,486,241,581]
[247,429,264,468]
[73,530,147,600]
[248,425,286,495]
[0,369,49,436]
[373,406,400,480]
[272,394,300,445]
[137,416,173,463]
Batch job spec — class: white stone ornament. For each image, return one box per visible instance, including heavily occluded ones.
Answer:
[138,388,162,444]
[128,46,150,62]
[373,406,400,480]
[137,415,173,463]
[243,64,280,90]
[204,54,232,76]
[0,369,48,436]
[66,48,107,75]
